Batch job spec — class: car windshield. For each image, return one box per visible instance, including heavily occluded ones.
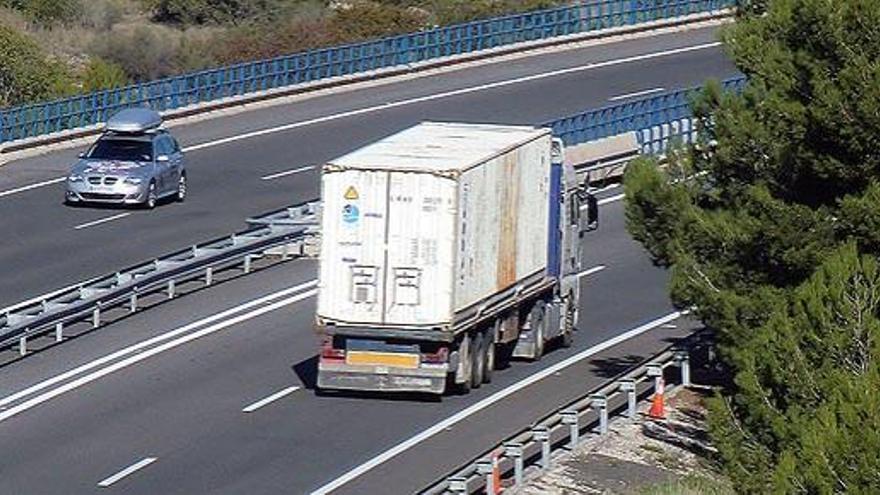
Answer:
[88,139,152,161]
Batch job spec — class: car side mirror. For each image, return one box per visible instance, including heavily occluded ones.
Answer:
[578,191,598,234]
[156,155,170,163]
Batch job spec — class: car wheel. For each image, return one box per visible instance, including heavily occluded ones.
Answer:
[144,181,158,209]
[176,173,187,202]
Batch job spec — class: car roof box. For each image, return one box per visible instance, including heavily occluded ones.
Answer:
[105,108,163,134]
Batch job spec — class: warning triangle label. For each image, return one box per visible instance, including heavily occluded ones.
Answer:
[344,186,359,200]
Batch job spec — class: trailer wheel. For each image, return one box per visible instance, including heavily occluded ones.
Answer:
[561,296,575,348]
[471,332,485,389]
[528,301,547,361]
[452,334,472,394]
[483,332,495,384]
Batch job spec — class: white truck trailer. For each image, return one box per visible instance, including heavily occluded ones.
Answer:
[315,122,597,394]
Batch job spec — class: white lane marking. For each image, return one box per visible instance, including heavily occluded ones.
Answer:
[310,310,684,495]
[578,264,606,279]
[73,212,131,230]
[598,193,626,205]
[260,166,316,181]
[0,279,317,411]
[183,42,721,153]
[242,386,301,413]
[2,42,722,199]
[608,87,666,101]
[0,287,317,423]
[97,457,157,487]
[0,177,65,199]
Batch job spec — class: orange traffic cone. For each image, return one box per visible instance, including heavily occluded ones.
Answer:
[648,377,665,419]
[490,450,502,494]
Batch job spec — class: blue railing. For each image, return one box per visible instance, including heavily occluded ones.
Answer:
[0,0,734,145]
[546,75,746,151]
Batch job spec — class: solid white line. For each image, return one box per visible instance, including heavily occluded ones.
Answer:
[0,279,318,412]
[183,42,721,153]
[310,310,683,495]
[73,212,131,230]
[260,166,316,181]
[598,193,626,205]
[242,386,301,413]
[0,177,65,199]
[98,457,157,487]
[578,264,606,279]
[608,87,666,101]
[0,287,317,423]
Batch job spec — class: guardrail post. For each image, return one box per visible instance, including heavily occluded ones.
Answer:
[130,290,139,313]
[561,409,579,449]
[591,394,609,434]
[532,426,551,469]
[475,459,494,494]
[244,255,252,274]
[647,364,664,393]
[55,322,64,342]
[167,279,176,299]
[19,335,27,356]
[92,303,101,328]
[503,442,524,487]
[675,350,691,387]
[618,379,637,418]
[206,266,214,286]
[447,476,468,494]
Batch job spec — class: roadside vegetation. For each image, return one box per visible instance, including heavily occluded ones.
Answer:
[624,0,880,491]
[0,0,559,108]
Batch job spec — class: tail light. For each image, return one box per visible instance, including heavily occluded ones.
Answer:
[320,337,345,362]
[421,346,449,364]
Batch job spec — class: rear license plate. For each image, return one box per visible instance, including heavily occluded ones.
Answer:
[346,351,419,369]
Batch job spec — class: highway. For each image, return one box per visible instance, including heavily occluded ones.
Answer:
[0,23,734,494]
[0,25,735,309]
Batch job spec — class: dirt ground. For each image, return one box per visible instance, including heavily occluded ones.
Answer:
[514,385,731,495]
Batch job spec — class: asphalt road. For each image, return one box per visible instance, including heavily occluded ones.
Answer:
[0,194,697,494]
[0,24,737,309]
[0,24,734,494]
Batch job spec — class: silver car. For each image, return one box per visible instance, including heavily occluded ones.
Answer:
[65,108,187,209]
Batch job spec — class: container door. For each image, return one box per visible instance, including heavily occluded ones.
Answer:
[382,171,456,326]
[317,169,390,325]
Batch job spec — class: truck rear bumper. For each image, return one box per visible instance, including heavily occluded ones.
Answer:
[317,362,448,394]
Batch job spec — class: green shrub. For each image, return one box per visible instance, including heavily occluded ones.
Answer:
[89,25,179,80]
[145,0,287,25]
[0,0,82,25]
[0,24,73,106]
[80,57,130,92]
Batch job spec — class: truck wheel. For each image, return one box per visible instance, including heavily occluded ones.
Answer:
[561,297,575,348]
[483,332,495,384]
[528,302,546,361]
[453,334,472,394]
[471,332,485,389]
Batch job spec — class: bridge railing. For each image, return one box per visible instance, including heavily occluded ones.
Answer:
[0,0,735,146]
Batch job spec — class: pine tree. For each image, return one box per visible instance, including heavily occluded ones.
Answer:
[624,0,880,490]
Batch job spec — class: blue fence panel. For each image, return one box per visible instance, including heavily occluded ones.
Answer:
[544,74,747,153]
[0,0,736,145]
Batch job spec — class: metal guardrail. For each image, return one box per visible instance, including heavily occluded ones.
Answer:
[547,75,747,153]
[421,329,709,494]
[0,201,320,355]
[0,0,735,146]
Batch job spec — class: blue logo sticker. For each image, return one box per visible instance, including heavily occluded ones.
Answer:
[342,204,360,224]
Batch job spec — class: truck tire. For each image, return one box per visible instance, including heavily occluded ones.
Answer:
[528,301,546,361]
[471,332,485,389]
[452,334,473,394]
[561,296,575,348]
[483,331,495,384]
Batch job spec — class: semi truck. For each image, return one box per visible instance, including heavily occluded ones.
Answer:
[314,122,597,395]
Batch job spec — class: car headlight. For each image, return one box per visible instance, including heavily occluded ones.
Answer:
[67,175,83,183]
[124,177,143,185]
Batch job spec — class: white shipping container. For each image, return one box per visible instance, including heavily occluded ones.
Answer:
[317,122,552,329]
